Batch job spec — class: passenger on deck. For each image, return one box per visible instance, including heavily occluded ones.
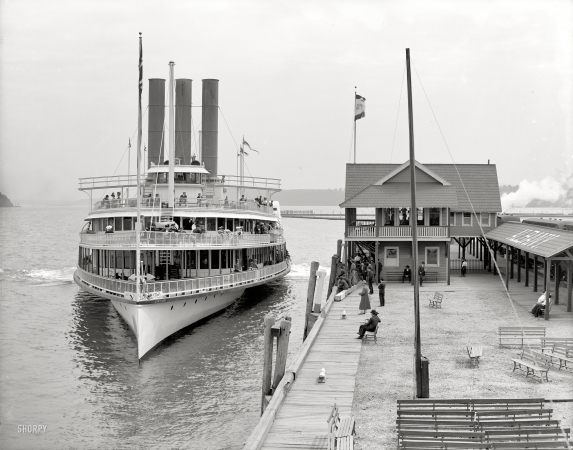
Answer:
[110,193,117,208]
[102,195,110,208]
[145,193,152,207]
[224,196,229,207]
[116,192,121,205]
[179,192,187,206]
[190,155,201,166]
[234,259,242,272]
[402,265,412,283]
[154,194,160,207]
[357,310,380,339]
[239,195,246,202]
[105,223,113,233]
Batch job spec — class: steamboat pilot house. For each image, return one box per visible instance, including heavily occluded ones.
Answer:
[74,78,290,358]
[341,161,502,283]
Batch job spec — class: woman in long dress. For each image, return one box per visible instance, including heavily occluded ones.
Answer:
[350,263,361,286]
[358,286,371,314]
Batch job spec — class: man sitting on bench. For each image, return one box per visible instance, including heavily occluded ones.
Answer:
[357,310,380,339]
[402,265,412,283]
[531,292,550,317]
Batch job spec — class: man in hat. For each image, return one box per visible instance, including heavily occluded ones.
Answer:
[402,265,412,283]
[531,292,551,317]
[357,310,380,339]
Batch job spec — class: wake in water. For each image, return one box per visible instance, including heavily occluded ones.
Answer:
[286,263,331,278]
[0,267,76,285]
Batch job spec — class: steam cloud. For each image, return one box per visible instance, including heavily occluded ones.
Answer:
[501,174,573,210]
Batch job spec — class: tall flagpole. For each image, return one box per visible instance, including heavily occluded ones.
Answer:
[354,87,357,164]
[135,33,143,322]
[127,138,131,199]
[406,48,424,398]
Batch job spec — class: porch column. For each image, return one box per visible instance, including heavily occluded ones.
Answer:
[533,255,538,292]
[524,252,529,287]
[505,245,510,290]
[462,238,466,259]
[510,247,514,279]
[545,259,551,321]
[446,240,450,285]
[375,241,379,283]
[554,263,560,305]
[517,249,521,283]
[567,263,572,313]
[543,258,547,292]
[493,243,498,276]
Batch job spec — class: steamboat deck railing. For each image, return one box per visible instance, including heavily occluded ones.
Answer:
[91,198,275,215]
[76,261,289,299]
[347,225,449,238]
[80,231,285,248]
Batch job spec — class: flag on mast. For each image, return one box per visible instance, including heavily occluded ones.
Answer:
[242,139,259,153]
[355,94,366,120]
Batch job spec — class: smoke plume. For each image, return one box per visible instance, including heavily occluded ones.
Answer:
[501,174,573,210]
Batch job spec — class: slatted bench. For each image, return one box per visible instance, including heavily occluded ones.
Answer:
[429,292,443,308]
[499,327,546,347]
[476,419,561,430]
[396,419,477,430]
[400,440,489,449]
[327,403,355,450]
[541,338,573,348]
[397,399,547,411]
[511,350,550,382]
[489,441,573,449]
[485,427,571,441]
[474,408,552,420]
[467,346,483,366]
[387,271,407,282]
[398,429,486,446]
[542,347,573,370]
[422,271,438,283]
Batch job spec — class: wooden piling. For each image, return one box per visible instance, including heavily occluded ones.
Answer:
[304,261,320,341]
[261,315,276,414]
[336,239,342,258]
[326,254,338,299]
[272,317,292,390]
[313,269,326,313]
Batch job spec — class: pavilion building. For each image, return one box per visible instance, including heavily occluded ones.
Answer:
[341,160,502,284]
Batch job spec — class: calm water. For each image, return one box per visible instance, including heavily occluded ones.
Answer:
[0,206,343,449]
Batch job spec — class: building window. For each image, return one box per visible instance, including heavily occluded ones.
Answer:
[480,213,490,227]
[399,208,410,226]
[425,247,439,267]
[463,212,472,226]
[416,208,424,226]
[449,212,456,226]
[384,247,399,267]
[429,208,440,226]
[384,208,395,226]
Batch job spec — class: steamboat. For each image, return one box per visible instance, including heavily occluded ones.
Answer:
[74,49,289,359]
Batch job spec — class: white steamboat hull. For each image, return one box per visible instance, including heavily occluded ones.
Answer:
[74,264,289,358]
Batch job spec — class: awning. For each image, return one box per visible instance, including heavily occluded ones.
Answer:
[484,222,573,259]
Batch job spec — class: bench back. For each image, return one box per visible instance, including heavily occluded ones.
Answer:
[327,403,340,432]
[434,292,443,301]
[498,327,546,336]
[519,349,553,365]
[397,399,546,409]
[542,338,573,346]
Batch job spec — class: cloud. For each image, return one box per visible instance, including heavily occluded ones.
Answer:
[501,173,573,209]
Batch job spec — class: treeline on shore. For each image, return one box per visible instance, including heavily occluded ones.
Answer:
[0,192,14,207]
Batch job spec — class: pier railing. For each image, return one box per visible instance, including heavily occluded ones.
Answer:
[92,198,275,215]
[347,225,449,238]
[76,261,289,299]
[80,231,285,248]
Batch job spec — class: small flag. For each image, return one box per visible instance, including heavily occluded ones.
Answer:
[355,94,366,121]
[242,139,259,153]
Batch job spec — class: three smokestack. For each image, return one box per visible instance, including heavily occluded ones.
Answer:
[147,77,219,176]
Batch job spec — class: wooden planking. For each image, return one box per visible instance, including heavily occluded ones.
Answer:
[260,287,366,449]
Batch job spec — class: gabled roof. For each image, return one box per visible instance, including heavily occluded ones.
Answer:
[485,222,573,258]
[343,162,502,212]
[374,160,451,186]
[340,183,458,208]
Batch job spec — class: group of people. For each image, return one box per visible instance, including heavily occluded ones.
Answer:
[101,192,123,208]
[254,196,274,207]
[401,262,426,286]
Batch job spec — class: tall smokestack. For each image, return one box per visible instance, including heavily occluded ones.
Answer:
[202,79,219,177]
[175,79,192,165]
[148,78,166,168]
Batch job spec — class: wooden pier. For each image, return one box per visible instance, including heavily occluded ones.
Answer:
[244,282,366,449]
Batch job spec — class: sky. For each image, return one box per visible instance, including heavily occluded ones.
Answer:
[1,0,572,204]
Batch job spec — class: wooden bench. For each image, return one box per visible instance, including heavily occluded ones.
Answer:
[396,418,477,430]
[541,338,573,348]
[474,408,552,420]
[429,292,443,308]
[476,419,561,430]
[387,271,408,282]
[363,322,380,343]
[511,350,550,382]
[327,403,355,450]
[485,427,571,441]
[489,441,573,449]
[498,327,546,347]
[401,439,489,449]
[421,271,438,283]
[467,345,483,366]
[540,346,573,370]
[397,399,547,411]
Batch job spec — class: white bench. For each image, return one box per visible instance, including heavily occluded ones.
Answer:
[327,403,355,450]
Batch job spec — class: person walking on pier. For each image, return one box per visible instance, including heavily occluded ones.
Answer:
[378,278,386,306]
[461,258,467,277]
[358,286,371,315]
[357,310,380,339]
[366,266,375,294]
[418,262,426,287]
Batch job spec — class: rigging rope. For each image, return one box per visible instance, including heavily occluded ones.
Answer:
[389,62,406,164]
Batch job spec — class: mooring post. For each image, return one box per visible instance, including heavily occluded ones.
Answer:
[304,261,320,341]
[272,317,292,390]
[336,239,342,258]
[326,254,338,299]
[261,315,276,414]
[313,269,327,313]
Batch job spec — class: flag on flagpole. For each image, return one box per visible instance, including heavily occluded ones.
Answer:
[242,139,259,153]
[355,94,366,120]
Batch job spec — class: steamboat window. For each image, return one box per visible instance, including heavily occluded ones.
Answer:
[211,250,220,269]
[115,217,123,231]
[123,217,132,230]
[429,208,440,226]
[207,218,216,231]
[200,250,209,269]
[186,251,196,269]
